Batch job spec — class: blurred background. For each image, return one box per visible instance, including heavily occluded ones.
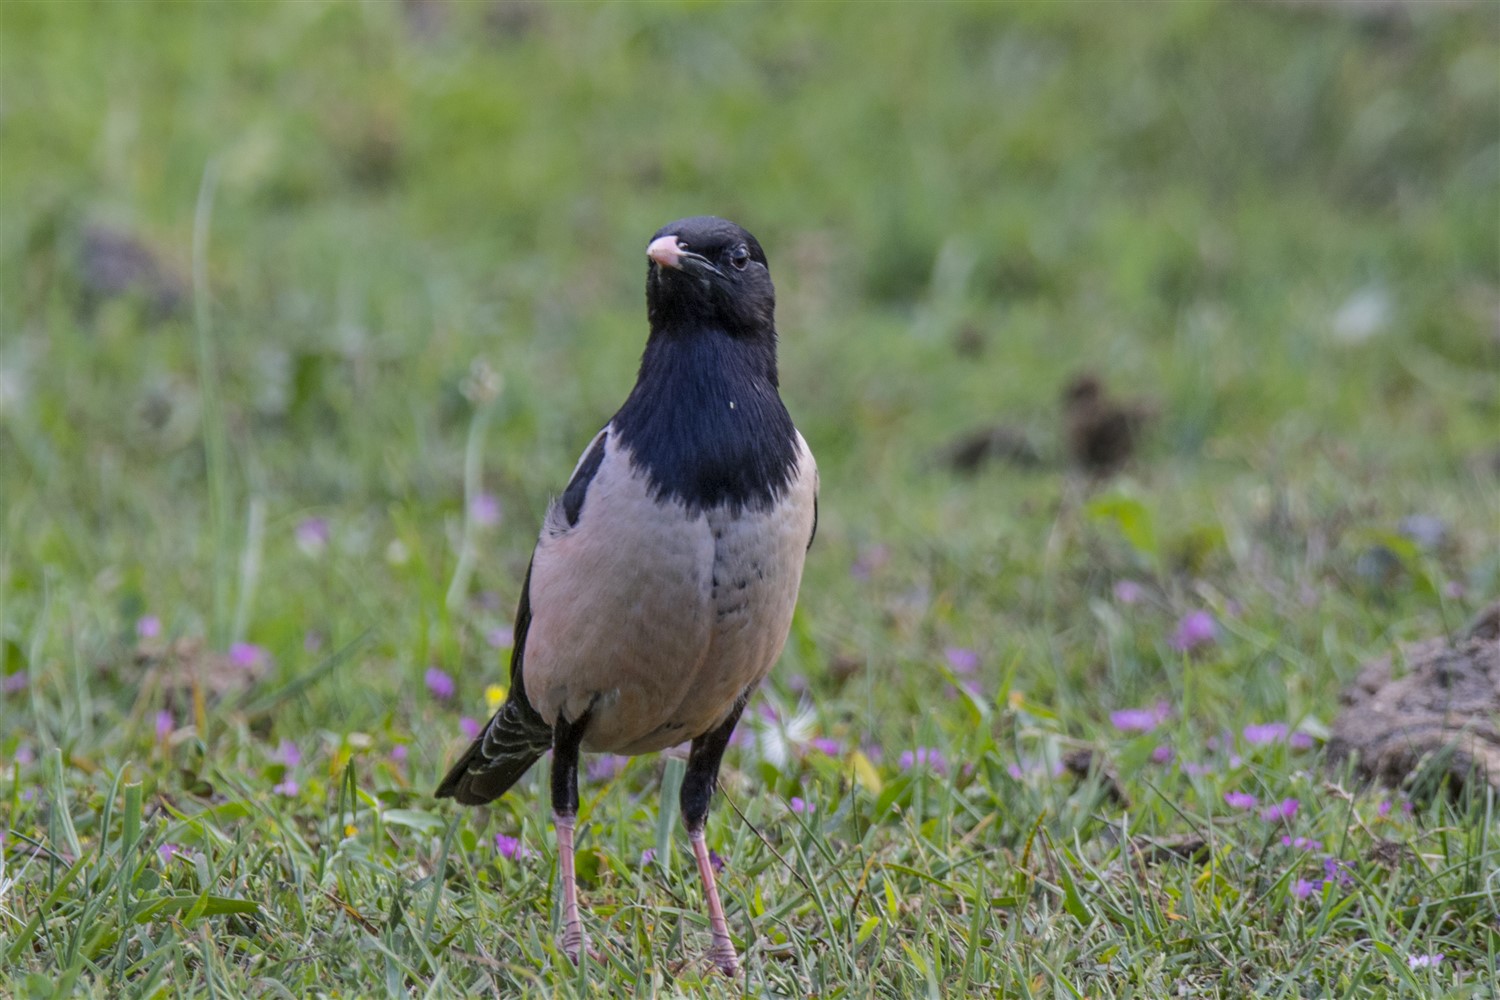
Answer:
[3,2,1499,992]
[3,0,1497,838]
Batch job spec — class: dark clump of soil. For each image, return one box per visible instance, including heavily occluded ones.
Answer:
[1061,373,1156,478]
[944,424,1044,473]
[941,371,1157,478]
[78,223,186,319]
[1129,833,1211,864]
[1327,601,1500,798]
[1062,747,1129,806]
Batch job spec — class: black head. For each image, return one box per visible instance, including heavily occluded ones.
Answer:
[645,216,775,338]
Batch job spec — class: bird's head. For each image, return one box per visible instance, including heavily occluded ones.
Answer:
[645,217,775,339]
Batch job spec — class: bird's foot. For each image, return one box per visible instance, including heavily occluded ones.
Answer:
[704,935,740,977]
[557,925,602,965]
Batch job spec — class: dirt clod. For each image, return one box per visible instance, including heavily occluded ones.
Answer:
[1061,373,1155,477]
[944,424,1043,473]
[1062,747,1130,807]
[1327,602,1500,797]
[78,223,185,318]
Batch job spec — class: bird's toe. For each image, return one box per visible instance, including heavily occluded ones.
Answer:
[704,939,740,977]
[557,927,600,966]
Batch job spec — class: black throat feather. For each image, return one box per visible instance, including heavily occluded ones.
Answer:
[612,323,797,515]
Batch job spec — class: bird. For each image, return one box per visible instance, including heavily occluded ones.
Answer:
[435,216,818,977]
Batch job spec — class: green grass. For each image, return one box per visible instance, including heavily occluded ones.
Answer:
[3,1,1498,996]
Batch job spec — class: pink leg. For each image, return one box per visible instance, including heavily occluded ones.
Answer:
[690,829,740,976]
[554,813,589,963]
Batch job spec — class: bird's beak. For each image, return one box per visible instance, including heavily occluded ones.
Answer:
[647,235,721,277]
[647,235,685,270]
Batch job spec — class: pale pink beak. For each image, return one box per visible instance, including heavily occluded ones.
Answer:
[647,234,684,270]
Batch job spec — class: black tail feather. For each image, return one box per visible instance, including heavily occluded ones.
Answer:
[434,740,544,805]
[435,697,551,805]
[435,557,551,806]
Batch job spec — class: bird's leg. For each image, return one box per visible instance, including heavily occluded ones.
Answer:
[681,695,749,977]
[551,709,593,964]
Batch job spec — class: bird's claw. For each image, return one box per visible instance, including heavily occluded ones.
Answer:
[704,937,739,977]
[558,927,602,965]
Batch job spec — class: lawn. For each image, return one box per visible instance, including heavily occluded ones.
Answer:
[2,2,1498,997]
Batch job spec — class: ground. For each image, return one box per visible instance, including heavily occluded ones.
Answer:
[1,2,1498,997]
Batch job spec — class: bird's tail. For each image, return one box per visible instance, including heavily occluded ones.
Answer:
[434,697,552,805]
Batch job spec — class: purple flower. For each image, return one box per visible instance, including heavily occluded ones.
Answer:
[424,667,455,700]
[1243,722,1287,746]
[494,834,534,860]
[459,717,482,739]
[807,736,841,756]
[789,796,813,814]
[1224,791,1258,810]
[158,843,181,863]
[1281,835,1323,851]
[304,630,325,653]
[1407,953,1445,970]
[390,744,408,764]
[1112,580,1146,605]
[274,739,302,767]
[587,754,629,781]
[486,625,513,649]
[273,778,300,797]
[1260,798,1299,822]
[709,848,726,872]
[136,615,162,639]
[2,671,28,694]
[469,492,502,527]
[1291,878,1321,899]
[943,647,979,674]
[295,517,330,557]
[154,710,175,739]
[1110,702,1171,733]
[1168,610,1218,652]
[1322,857,1353,888]
[1183,761,1215,777]
[1377,798,1393,818]
[1289,731,1315,751]
[900,747,949,775]
[229,642,269,670]
[640,848,656,867]
[1150,744,1175,764]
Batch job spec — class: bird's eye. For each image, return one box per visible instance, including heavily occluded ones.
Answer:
[729,244,750,270]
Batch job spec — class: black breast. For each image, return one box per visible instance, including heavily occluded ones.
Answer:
[612,329,798,515]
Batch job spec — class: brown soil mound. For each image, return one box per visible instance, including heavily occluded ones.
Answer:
[1327,602,1500,796]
